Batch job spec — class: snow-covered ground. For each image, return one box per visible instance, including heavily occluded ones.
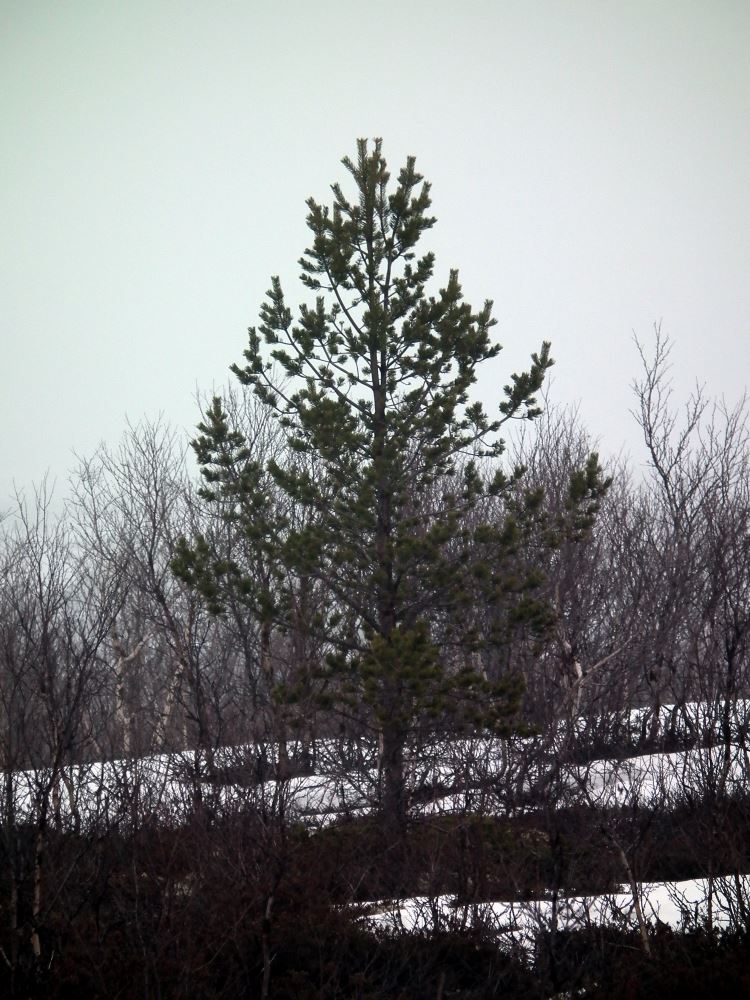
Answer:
[2,701,749,946]
[3,700,749,828]
[366,874,750,948]
[569,743,750,808]
[0,745,376,828]
[5,741,746,828]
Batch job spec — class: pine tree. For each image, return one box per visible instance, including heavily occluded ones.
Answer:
[176,139,568,860]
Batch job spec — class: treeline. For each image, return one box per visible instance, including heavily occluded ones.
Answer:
[6,330,748,762]
[3,332,749,767]
[0,333,748,997]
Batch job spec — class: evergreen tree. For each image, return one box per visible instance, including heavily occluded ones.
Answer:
[175,139,596,860]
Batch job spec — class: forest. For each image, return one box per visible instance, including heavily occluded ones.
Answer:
[1,142,749,998]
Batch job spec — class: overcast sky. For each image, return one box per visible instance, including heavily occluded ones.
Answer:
[2,1,748,502]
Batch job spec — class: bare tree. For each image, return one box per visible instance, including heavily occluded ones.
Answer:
[0,480,123,988]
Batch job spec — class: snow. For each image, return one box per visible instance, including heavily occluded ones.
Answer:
[366,875,750,947]
[3,701,749,827]
[566,743,750,808]
[3,700,749,942]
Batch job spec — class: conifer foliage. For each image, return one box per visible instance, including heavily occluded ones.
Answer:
[174,139,560,843]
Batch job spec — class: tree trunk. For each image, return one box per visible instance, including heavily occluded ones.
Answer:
[380,718,407,894]
[31,827,44,961]
[604,830,652,957]
[260,893,274,1000]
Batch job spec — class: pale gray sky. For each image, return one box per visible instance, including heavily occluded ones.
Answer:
[2,1,749,501]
